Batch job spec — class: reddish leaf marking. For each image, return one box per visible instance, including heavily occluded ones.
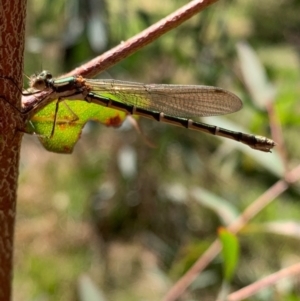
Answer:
[105,114,124,127]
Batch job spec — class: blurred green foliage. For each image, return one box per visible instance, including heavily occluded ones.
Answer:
[16,0,300,300]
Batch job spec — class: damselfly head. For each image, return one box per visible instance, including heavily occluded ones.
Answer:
[29,70,53,91]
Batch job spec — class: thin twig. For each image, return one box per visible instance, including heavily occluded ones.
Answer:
[227,262,300,301]
[67,0,219,78]
[162,163,300,301]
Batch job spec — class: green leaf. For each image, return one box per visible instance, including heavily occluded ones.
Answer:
[191,187,240,226]
[218,228,240,282]
[236,42,277,109]
[27,99,127,153]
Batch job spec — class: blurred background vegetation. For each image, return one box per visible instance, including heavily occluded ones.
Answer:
[15,0,300,300]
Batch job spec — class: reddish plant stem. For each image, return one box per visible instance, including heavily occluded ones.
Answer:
[68,0,219,78]
[228,262,300,301]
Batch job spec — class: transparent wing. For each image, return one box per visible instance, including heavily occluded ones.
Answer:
[85,79,243,118]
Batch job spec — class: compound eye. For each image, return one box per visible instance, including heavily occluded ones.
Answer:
[40,70,52,80]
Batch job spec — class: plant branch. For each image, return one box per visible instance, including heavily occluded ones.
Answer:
[67,0,219,78]
[227,262,300,301]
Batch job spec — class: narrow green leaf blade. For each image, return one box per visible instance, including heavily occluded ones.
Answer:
[218,228,240,282]
[236,42,276,108]
[191,187,240,226]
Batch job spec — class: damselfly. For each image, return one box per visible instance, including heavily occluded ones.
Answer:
[29,71,275,152]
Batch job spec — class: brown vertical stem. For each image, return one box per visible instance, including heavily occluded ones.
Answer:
[0,0,27,300]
